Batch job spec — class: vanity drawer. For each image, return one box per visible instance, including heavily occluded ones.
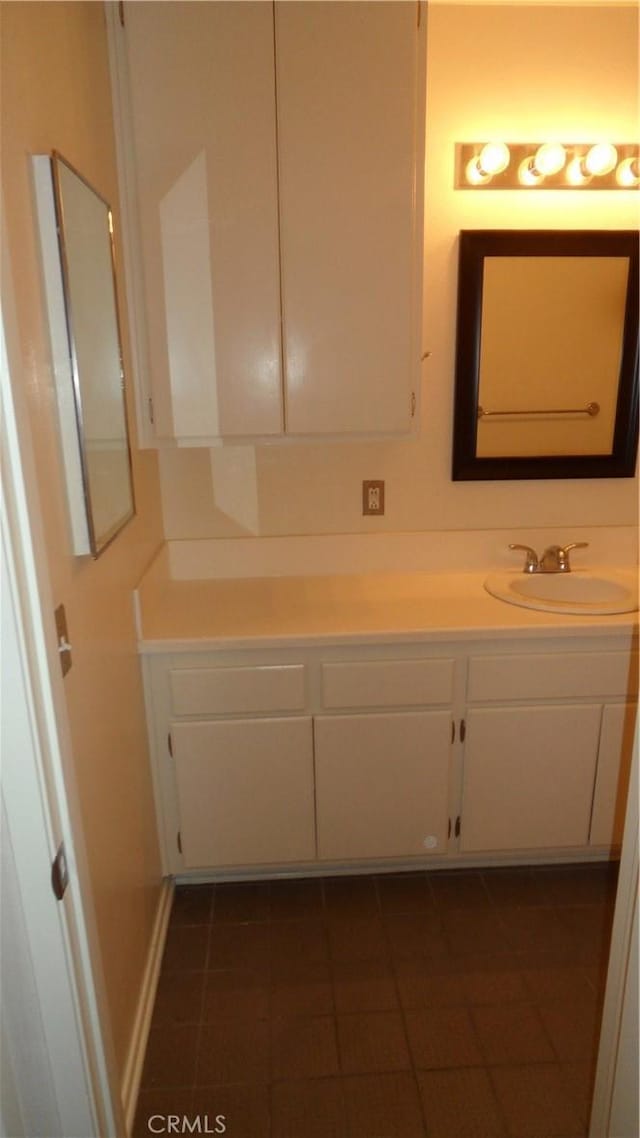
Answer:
[170,664,306,717]
[468,652,632,703]
[321,658,455,710]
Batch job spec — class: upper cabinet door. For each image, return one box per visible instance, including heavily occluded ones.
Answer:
[276,2,424,436]
[124,1,283,440]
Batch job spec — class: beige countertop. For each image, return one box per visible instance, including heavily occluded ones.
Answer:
[135,557,638,653]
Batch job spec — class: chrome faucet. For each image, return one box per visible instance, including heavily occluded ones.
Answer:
[509,542,589,574]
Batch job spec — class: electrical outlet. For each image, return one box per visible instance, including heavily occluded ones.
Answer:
[362,480,385,516]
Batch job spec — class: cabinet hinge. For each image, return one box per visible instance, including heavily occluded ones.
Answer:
[460,718,466,742]
[451,720,455,744]
[51,842,69,901]
[118,1,125,27]
[167,732,173,757]
[148,396,155,425]
[454,816,461,838]
[417,1,421,28]
[447,818,451,839]
[411,391,417,418]
[177,831,182,854]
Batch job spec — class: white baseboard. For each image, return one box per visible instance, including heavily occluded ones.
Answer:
[121,877,174,1133]
[174,847,618,885]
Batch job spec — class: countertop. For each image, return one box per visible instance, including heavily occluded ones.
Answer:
[135,555,638,653]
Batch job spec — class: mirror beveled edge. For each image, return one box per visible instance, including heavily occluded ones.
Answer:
[50,150,136,557]
[451,229,639,482]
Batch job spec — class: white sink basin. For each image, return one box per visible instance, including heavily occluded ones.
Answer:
[484,569,638,616]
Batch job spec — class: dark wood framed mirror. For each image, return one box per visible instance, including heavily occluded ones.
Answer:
[452,230,639,481]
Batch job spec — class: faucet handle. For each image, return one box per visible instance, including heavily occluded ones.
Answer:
[539,541,589,572]
[560,541,589,570]
[508,544,539,573]
[561,542,589,555]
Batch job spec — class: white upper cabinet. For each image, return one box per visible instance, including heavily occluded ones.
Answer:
[109,1,425,444]
[276,2,423,436]
[120,1,283,440]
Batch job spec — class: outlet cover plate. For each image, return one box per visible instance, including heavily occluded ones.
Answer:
[362,480,385,516]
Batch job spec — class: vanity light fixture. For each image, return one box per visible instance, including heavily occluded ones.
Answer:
[455,142,639,189]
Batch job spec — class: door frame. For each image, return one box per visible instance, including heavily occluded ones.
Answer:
[590,707,639,1137]
[1,218,124,1136]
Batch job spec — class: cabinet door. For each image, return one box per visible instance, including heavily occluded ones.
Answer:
[460,705,602,852]
[590,703,636,848]
[124,2,283,440]
[276,2,423,435]
[315,711,450,861]
[172,717,315,868]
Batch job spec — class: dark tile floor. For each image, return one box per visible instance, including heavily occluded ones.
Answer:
[134,862,618,1137]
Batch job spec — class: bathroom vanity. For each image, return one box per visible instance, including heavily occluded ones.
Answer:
[136,555,637,880]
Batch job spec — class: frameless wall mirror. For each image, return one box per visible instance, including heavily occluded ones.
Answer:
[452,230,639,481]
[33,152,135,556]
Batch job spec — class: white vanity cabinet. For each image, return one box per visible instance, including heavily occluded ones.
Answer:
[147,658,317,872]
[109,2,425,445]
[459,705,602,852]
[459,650,635,855]
[141,635,636,878]
[314,712,451,860]
[589,702,636,847]
[143,646,460,875]
[171,717,315,870]
[314,657,457,860]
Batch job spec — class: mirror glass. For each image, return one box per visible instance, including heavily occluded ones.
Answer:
[452,230,639,481]
[51,153,135,554]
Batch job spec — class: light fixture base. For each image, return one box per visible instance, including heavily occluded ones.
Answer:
[455,142,639,190]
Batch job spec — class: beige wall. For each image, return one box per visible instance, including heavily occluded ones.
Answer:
[1,2,164,1079]
[159,2,639,540]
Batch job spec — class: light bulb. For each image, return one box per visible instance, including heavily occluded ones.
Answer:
[584,143,618,176]
[465,142,509,185]
[466,157,491,185]
[478,142,510,176]
[518,157,544,187]
[533,143,566,177]
[566,156,590,186]
[616,156,640,188]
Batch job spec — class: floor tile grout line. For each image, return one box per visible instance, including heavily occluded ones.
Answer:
[485,1058,593,1138]
[319,876,352,1128]
[377,883,432,1137]
[532,993,577,1068]
[476,867,496,909]
[485,1062,520,1138]
[192,916,215,1097]
[423,867,437,909]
